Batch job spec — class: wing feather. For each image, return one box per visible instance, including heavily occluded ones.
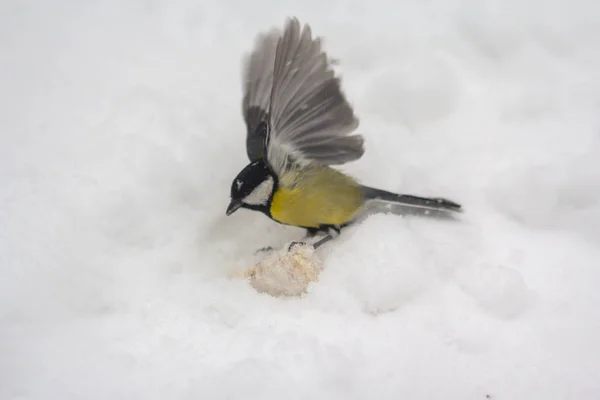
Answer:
[266,18,364,175]
[241,27,280,161]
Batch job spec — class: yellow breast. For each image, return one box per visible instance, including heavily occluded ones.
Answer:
[270,167,365,228]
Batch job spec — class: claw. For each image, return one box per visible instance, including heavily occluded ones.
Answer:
[288,241,311,251]
[255,246,274,254]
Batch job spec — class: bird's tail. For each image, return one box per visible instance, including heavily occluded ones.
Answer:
[361,186,462,213]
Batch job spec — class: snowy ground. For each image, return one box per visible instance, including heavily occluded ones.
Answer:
[2,0,600,399]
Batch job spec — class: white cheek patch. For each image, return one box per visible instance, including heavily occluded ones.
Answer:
[244,177,274,205]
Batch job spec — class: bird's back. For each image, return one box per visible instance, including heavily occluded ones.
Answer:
[270,166,365,229]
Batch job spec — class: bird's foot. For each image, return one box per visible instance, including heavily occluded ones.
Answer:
[288,241,312,252]
[255,246,275,255]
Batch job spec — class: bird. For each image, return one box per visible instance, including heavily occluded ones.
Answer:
[226,17,462,251]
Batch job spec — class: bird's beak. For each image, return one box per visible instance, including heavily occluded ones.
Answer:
[226,200,243,216]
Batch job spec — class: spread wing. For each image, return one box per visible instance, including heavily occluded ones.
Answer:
[265,18,364,175]
[241,27,280,161]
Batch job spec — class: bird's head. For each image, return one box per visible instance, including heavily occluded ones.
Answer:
[226,159,276,216]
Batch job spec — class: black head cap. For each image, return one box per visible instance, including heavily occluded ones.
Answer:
[226,159,274,215]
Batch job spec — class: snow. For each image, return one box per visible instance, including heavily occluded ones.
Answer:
[1,0,600,398]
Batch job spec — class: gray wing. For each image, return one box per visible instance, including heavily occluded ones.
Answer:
[266,18,364,175]
[241,27,280,161]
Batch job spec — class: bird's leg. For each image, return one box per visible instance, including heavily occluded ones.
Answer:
[255,227,320,254]
[288,225,341,251]
[312,225,341,249]
[311,234,334,249]
[255,227,324,254]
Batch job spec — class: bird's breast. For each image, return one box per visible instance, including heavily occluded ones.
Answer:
[269,168,365,228]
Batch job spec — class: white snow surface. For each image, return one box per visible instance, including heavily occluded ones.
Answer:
[2,0,600,399]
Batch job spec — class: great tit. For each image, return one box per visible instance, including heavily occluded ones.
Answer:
[226,17,462,250]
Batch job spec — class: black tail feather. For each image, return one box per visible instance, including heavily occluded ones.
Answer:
[361,186,462,213]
